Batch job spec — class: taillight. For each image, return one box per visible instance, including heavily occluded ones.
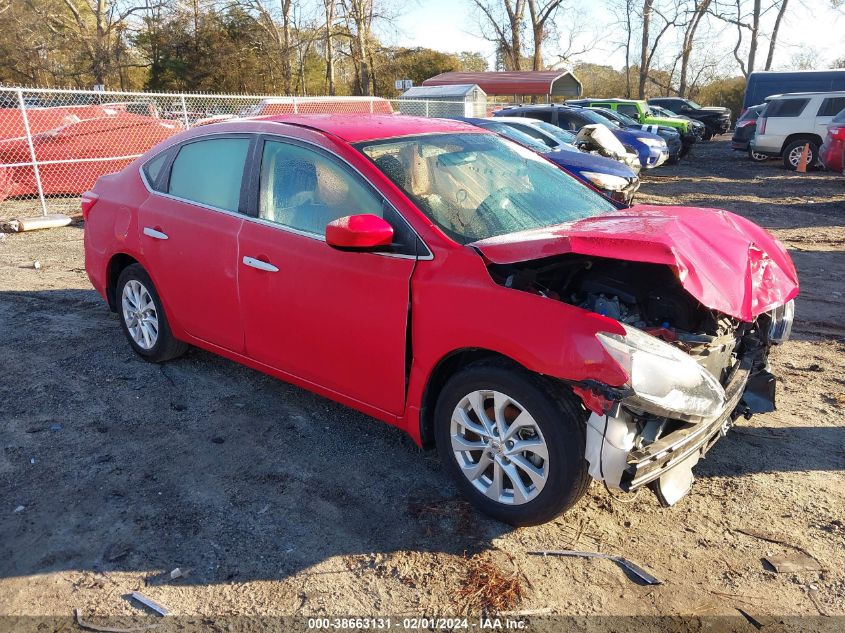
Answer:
[737,119,755,128]
[80,191,99,220]
[757,117,767,135]
[832,126,845,141]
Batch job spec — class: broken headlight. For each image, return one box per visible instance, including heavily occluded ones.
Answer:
[597,325,726,420]
[767,299,794,344]
[580,171,630,192]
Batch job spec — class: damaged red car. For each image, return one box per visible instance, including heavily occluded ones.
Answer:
[83,115,798,525]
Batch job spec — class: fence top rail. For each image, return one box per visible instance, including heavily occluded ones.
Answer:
[0,85,513,104]
[0,86,353,100]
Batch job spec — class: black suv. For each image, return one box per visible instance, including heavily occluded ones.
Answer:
[647,98,732,140]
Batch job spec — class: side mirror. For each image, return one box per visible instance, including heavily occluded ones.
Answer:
[325,214,394,251]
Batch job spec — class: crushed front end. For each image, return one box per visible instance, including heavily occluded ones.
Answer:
[488,255,795,506]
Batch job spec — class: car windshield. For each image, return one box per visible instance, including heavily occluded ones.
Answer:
[357,133,616,244]
[531,120,577,145]
[833,108,845,123]
[686,100,702,109]
[589,109,623,128]
[572,107,617,126]
[603,109,639,127]
[481,122,551,154]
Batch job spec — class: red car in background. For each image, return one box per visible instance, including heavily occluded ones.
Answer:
[83,115,798,525]
[820,108,845,173]
[0,104,181,201]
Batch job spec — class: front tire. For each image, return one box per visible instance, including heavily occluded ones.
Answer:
[434,360,590,526]
[116,263,187,362]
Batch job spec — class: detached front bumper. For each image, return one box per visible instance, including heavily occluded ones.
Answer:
[619,356,751,492]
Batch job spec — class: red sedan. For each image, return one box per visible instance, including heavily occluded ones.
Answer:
[84,115,798,525]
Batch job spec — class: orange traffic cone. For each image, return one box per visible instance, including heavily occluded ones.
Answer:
[796,143,811,173]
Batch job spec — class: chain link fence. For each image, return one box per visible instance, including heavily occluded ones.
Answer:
[0,87,507,220]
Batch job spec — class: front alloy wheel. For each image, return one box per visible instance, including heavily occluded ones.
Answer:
[434,360,590,526]
[450,390,549,505]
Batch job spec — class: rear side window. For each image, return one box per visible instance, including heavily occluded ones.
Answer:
[766,98,809,117]
[142,151,170,192]
[523,110,553,124]
[168,137,251,212]
[818,97,845,117]
[617,104,640,118]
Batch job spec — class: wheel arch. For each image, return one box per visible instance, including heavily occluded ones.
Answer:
[106,252,140,311]
[418,348,527,449]
[780,132,823,154]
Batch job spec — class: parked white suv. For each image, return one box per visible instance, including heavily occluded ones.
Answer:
[751,91,845,170]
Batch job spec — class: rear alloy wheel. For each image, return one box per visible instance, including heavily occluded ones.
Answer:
[434,361,589,526]
[748,149,769,162]
[783,140,818,171]
[116,263,187,362]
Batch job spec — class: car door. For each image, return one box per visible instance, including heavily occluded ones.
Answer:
[139,134,252,353]
[237,136,419,415]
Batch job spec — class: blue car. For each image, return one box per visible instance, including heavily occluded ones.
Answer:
[453,116,640,205]
[493,104,669,169]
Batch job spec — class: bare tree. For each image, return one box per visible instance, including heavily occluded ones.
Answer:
[240,0,295,94]
[677,0,712,96]
[323,0,336,94]
[34,0,161,88]
[764,0,788,69]
[638,0,654,97]
[340,0,374,94]
[710,0,792,77]
[526,0,563,70]
[471,0,527,70]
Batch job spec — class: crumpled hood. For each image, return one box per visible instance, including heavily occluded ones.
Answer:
[471,205,799,322]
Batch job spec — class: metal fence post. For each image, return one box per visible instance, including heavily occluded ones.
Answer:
[17,88,48,216]
[180,94,190,129]
[293,96,298,114]
[425,101,430,117]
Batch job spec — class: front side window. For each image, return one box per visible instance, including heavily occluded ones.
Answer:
[258,140,383,236]
[357,133,616,244]
[521,110,553,124]
[168,137,250,212]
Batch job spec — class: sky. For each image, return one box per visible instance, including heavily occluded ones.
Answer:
[385,0,844,76]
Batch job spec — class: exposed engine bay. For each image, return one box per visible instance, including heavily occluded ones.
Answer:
[489,254,787,505]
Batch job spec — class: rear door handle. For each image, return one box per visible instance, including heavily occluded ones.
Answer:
[242,256,279,273]
[143,227,168,240]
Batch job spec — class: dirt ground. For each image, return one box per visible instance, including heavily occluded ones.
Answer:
[1,139,844,631]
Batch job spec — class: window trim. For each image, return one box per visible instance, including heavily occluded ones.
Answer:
[247,133,430,259]
[139,131,255,216]
[139,129,432,261]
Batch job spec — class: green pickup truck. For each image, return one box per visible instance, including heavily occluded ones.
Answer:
[570,99,690,133]
[568,98,700,155]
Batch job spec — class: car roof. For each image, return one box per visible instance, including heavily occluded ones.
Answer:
[570,98,645,104]
[251,113,484,143]
[766,90,845,99]
[483,116,545,125]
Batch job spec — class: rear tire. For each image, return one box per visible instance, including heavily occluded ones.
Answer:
[782,139,819,171]
[434,360,590,526]
[748,149,769,162]
[116,263,187,363]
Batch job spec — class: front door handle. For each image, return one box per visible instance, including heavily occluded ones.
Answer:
[143,227,169,240]
[242,256,279,273]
